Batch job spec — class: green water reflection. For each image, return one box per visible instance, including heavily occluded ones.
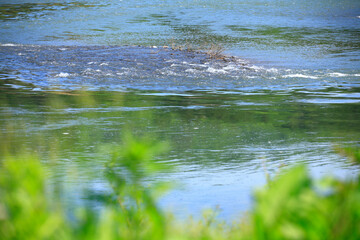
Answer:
[1,84,359,165]
[0,2,99,21]
[1,80,359,216]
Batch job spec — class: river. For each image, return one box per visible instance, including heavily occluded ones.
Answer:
[0,0,359,219]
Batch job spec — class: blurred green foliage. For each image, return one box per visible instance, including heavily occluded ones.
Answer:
[240,165,360,239]
[335,146,360,164]
[0,155,68,240]
[0,139,359,239]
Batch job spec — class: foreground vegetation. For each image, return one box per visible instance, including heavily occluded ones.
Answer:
[0,136,359,239]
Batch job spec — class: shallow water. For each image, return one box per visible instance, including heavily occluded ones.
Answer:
[0,0,360,219]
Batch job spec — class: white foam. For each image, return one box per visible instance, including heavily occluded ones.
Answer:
[223,65,238,71]
[0,43,18,46]
[83,68,94,74]
[247,65,263,72]
[267,68,278,73]
[189,63,207,67]
[283,74,318,79]
[185,69,198,73]
[206,67,227,74]
[246,65,280,74]
[161,69,180,76]
[328,72,349,77]
[328,72,360,77]
[116,68,131,76]
[56,72,70,77]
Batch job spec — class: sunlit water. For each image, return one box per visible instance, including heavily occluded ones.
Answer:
[0,0,360,219]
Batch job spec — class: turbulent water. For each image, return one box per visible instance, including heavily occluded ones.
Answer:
[0,0,360,219]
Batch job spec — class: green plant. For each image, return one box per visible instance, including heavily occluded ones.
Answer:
[240,164,360,239]
[1,142,359,240]
[335,146,360,163]
[0,135,173,240]
[99,134,172,239]
[0,155,68,240]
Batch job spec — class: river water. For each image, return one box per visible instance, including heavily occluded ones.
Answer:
[0,0,360,219]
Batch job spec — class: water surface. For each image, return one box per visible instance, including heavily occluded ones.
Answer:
[0,0,360,219]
